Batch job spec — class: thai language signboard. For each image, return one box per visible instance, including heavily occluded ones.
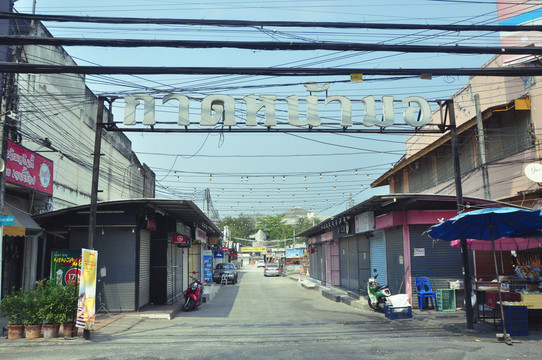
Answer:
[6,141,53,195]
[50,250,81,286]
[77,249,98,329]
[241,246,267,252]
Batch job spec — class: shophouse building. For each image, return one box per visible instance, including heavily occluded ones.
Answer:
[1,11,155,297]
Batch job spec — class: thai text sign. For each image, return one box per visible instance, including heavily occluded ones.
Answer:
[241,246,267,252]
[123,87,432,129]
[51,250,81,286]
[285,249,304,259]
[77,249,98,329]
[6,141,53,195]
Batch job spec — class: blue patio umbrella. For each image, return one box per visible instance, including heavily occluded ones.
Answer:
[427,207,542,342]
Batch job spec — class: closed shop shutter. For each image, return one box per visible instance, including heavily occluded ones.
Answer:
[409,225,471,308]
[70,228,136,312]
[370,230,387,285]
[316,243,326,282]
[358,236,370,291]
[347,238,358,290]
[139,230,151,309]
[385,227,404,295]
[340,240,348,288]
[167,243,184,303]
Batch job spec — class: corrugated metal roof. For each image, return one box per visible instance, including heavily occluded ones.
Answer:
[33,198,222,236]
[296,194,514,238]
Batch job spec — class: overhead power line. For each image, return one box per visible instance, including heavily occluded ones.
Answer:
[1,12,541,32]
[1,63,541,77]
[2,36,542,55]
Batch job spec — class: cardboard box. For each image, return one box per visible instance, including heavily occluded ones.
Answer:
[521,294,542,309]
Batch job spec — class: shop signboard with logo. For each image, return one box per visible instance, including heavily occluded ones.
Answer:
[50,250,81,286]
[203,250,213,283]
[6,141,54,195]
[172,234,190,247]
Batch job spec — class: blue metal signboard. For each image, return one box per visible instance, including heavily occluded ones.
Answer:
[0,215,15,225]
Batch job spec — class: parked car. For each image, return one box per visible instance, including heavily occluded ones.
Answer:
[257,260,266,268]
[213,262,238,284]
[264,263,280,277]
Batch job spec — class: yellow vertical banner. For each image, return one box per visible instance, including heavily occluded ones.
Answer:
[76,249,98,329]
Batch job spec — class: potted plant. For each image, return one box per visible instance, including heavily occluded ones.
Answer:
[22,285,45,339]
[0,287,25,340]
[58,283,79,338]
[40,280,64,338]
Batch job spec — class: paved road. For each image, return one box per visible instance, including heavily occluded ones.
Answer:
[1,265,542,359]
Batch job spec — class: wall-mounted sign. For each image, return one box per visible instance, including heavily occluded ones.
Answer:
[355,211,375,233]
[123,85,432,130]
[338,222,349,235]
[173,234,190,247]
[147,219,157,231]
[0,215,15,225]
[414,248,425,257]
[196,227,206,242]
[6,141,53,195]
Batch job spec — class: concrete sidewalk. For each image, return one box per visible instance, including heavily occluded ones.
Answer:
[290,273,542,340]
[0,282,223,340]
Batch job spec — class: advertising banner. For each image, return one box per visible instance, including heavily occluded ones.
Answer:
[203,250,213,283]
[6,141,53,195]
[50,250,81,286]
[240,246,267,252]
[285,248,304,259]
[76,249,98,329]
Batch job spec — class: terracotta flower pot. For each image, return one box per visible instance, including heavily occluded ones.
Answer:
[24,324,42,339]
[7,325,24,340]
[43,324,60,338]
[62,323,78,338]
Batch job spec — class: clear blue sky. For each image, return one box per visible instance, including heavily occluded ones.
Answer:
[13,0,501,219]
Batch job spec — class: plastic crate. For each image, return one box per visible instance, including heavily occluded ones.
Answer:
[385,306,413,320]
[504,305,529,336]
[485,291,521,308]
[437,289,456,312]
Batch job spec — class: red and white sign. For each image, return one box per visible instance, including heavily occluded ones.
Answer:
[65,267,81,286]
[173,234,188,245]
[147,219,157,231]
[6,141,53,195]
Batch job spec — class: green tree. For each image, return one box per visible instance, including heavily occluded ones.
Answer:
[258,214,290,241]
[218,214,256,239]
[293,216,319,234]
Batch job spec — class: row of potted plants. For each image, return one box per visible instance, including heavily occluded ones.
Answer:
[0,279,79,340]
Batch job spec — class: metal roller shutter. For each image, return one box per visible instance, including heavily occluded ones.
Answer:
[139,230,151,309]
[70,228,136,312]
[340,240,348,288]
[370,230,387,285]
[347,238,358,290]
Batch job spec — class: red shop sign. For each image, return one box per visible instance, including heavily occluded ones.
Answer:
[173,234,188,245]
[6,141,53,195]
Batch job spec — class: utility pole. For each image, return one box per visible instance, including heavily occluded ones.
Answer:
[474,94,491,199]
[449,100,474,330]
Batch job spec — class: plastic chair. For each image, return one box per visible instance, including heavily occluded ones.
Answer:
[415,277,438,311]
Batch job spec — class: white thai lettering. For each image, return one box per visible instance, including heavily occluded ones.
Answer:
[201,95,235,126]
[243,95,277,126]
[163,94,190,126]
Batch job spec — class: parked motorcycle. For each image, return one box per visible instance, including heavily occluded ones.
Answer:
[182,271,204,311]
[367,269,391,312]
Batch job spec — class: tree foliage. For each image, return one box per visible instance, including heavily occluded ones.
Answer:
[258,214,290,240]
[217,214,256,239]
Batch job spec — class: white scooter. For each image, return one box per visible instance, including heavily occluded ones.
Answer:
[367,269,391,312]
